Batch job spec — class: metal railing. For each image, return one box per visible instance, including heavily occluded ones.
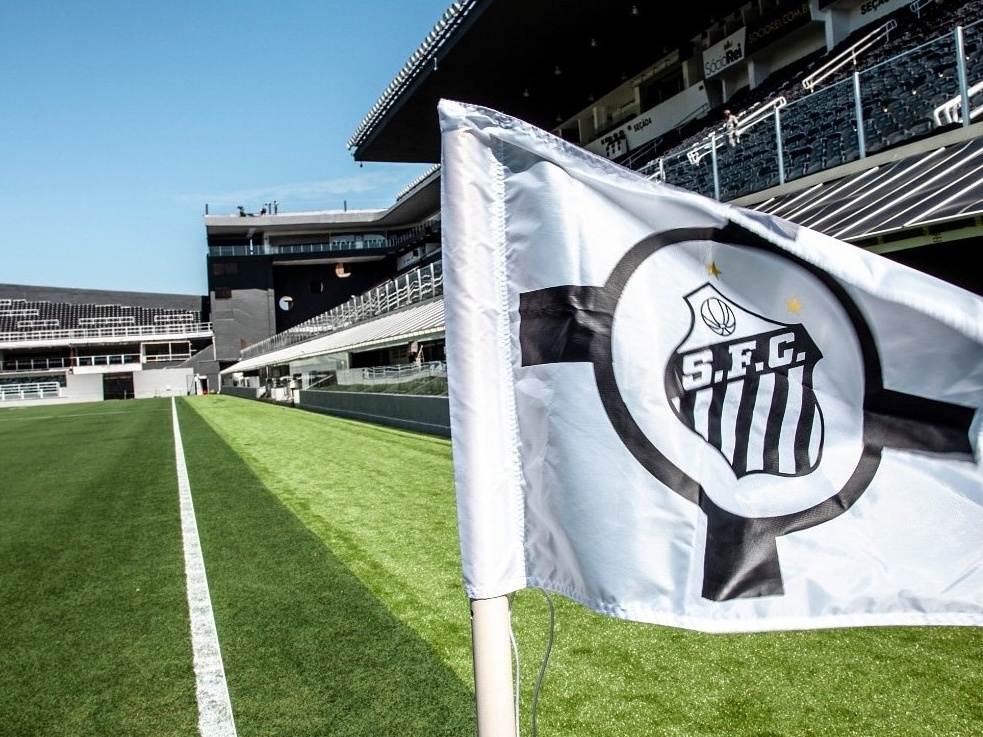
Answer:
[144,351,192,363]
[208,237,388,258]
[685,98,787,166]
[934,77,983,125]
[0,322,212,345]
[2,354,143,373]
[2,357,72,372]
[801,20,898,93]
[387,215,441,250]
[240,261,443,360]
[643,21,982,203]
[208,217,442,258]
[336,361,447,386]
[0,381,61,401]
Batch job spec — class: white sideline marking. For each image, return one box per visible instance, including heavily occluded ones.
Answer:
[171,398,238,737]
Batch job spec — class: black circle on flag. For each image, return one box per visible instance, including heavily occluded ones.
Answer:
[516,221,973,600]
[593,224,883,600]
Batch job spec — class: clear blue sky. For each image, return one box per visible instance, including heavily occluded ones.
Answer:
[0,0,453,296]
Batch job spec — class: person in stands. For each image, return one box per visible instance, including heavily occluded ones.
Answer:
[724,109,740,147]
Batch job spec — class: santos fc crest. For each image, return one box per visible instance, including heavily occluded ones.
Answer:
[665,285,824,479]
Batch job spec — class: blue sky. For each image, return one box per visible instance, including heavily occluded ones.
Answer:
[0,0,453,296]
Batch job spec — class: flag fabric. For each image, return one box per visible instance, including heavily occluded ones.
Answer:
[438,98,983,633]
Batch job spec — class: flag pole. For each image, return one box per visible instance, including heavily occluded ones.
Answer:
[470,595,517,737]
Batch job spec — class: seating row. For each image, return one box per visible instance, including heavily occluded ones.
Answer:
[0,300,202,334]
[633,1,983,202]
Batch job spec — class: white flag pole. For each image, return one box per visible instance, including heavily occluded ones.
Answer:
[470,596,517,737]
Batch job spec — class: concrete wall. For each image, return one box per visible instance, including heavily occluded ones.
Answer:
[221,385,261,400]
[134,368,193,398]
[66,373,104,402]
[296,390,450,437]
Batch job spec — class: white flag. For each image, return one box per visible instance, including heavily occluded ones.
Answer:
[438,99,983,633]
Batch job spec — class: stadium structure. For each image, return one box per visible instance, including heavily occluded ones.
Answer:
[0,283,214,404]
[210,0,983,436]
[5,0,983,424]
[204,176,444,392]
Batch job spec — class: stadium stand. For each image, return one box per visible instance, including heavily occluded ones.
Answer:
[204,177,444,397]
[0,284,215,404]
[213,0,983,435]
[639,5,983,200]
[7,1,981,424]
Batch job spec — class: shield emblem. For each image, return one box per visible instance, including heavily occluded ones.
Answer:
[664,284,824,479]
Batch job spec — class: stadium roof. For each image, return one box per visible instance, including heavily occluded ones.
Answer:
[223,299,445,374]
[204,168,441,237]
[348,0,743,163]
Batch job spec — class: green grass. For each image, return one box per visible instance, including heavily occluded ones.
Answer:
[186,395,983,737]
[175,399,473,736]
[2,395,982,736]
[0,400,196,737]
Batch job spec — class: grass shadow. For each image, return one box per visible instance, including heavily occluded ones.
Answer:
[177,402,476,736]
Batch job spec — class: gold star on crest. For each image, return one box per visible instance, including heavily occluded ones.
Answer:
[707,261,722,278]
[787,296,803,314]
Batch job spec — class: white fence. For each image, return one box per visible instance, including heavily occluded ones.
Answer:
[0,381,61,402]
[0,322,212,345]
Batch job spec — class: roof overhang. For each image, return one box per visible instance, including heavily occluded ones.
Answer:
[221,299,445,374]
[204,168,441,238]
[348,0,742,163]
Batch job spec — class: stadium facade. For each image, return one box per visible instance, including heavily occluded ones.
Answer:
[203,171,444,394]
[4,0,982,415]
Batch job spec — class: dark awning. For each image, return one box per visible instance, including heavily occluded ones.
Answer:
[348,0,744,164]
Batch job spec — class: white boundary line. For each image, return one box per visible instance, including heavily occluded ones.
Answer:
[171,397,238,737]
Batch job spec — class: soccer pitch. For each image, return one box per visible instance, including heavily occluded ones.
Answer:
[1,395,980,736]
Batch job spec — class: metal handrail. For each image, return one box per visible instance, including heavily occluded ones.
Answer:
[0,381,61,401]
[802,20,898,93]
[934,78,983,124]
[239,261,443,360]
[687,97,787,165]
[909,0,937,18]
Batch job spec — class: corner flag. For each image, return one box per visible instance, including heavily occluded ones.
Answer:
[439,99,983,633]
